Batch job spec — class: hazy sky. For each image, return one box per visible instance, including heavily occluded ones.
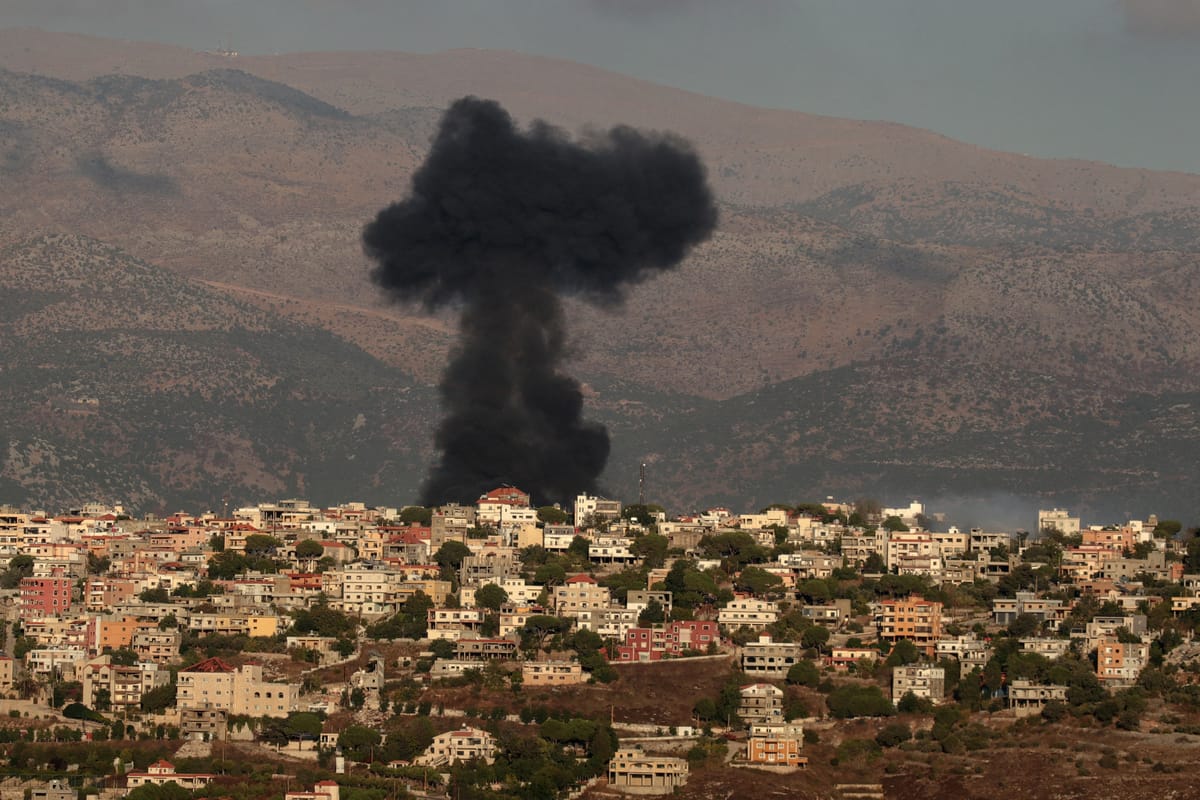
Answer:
[4,0,1200,173]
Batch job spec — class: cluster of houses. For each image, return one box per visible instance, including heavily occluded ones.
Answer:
[0,494,1193,794]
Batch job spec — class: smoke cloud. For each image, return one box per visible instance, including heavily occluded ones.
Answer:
[363,97,717,505]
[1123,0,1200,37]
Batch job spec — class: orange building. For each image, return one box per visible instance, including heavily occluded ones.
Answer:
[746,723,807,768]
[877,595,944,656]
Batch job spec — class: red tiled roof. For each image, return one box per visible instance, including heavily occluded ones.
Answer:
[182,656,236,673]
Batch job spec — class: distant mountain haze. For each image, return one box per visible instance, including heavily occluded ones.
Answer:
[2,0,1200,173]
[0,31,1198,523]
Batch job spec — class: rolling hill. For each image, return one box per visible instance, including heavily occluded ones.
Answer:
[1,29,1199,521]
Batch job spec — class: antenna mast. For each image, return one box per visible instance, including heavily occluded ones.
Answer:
[638,463,646,506]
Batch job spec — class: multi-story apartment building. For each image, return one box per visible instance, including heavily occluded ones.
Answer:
[892,665,945,702]
[609,747,688,794]
[553,575,612,617]
[934,635,990,672]
[132,629,182,664]
[574,495,622,526]
[416,726,497,767]
[1019,637,1071,659]
[614,621,720,662]
[739,634,806,679]
[1096,636,1149,688]
[992,592,1067,627]
[718,598,779,631]
[746,723,807,768]
[176,657,298,717]
[574,607,639,639]
[427,608,487,641]
[738,683,784,723]
[1008,680,1068,716]
[19,570,73,622]
[81,656,168,711]
[877,596,943,656]
[521,660,585,686]
[1038,509,1080,536]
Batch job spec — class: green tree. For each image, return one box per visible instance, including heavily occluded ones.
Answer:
[537,506,569,525]
[398,506,433,526]
[884,639,920,667]
[786,660,820,688]
[338,725,382,761]
[881,516,910,533]
[0,554,34,589]
[875,722,912,748]
[826,685,894,718]
[295,539,325,560]
[140,684,176,713]
[801,626,831,653]
[434,541,472,580]
[630,533,670,569]
[735,566,784,598]
[244,534,283,556]
[475,583,509,611]
[638,599,666,626]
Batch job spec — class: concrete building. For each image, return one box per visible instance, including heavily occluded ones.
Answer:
[81,656,167,711]
[1008,680,1068,716]
[176,656,298,717]
[738,683,784,723]
[1038,509,1080,536]
[718,597,779,631]
[521,660,586,686]
[608,746,688,795]
[739,634,806,679]
[553,575,611,617]
[126,760,214,790]
[181,706,227,742]
[574,494,622,526]
[416,726,497,767]
[18,571,73,621]
[892,665,945,702]
[1096,636,1149,688]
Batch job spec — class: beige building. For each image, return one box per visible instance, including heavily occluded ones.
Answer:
[177,656,298,717]
[739,634,806,679]
[718,598,779,631]
[416,726,497,767]
[1008,680,1068,716]
[738,683,784,723]
[609,746,688,795]
[132,629,181,664]
[554,575,612,617]
[81,656,167,711]
[126,760,214,790]
[892,665,945,702]
[1096,636,1149,688]
[521,660,585,686]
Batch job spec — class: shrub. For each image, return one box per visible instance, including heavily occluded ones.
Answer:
[786,660,821,688]
[826,685,895,719]
[875,722,912,748]
[1041,701,1068,723]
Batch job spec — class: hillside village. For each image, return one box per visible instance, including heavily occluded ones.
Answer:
[1,492,1200,800]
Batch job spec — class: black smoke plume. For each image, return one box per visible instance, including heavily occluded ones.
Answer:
[363,97,717,506]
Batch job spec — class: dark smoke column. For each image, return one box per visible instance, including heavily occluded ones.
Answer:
[363,97,717,506]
